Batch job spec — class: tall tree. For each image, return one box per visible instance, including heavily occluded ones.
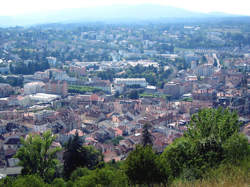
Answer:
[124,145,166,186]
[128,90,139,100]
[142,123,153,147]
[15,131,61,180]
[63,131,85,178]
[63,131,102,178]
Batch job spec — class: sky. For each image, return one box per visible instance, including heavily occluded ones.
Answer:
[1,0,250,16]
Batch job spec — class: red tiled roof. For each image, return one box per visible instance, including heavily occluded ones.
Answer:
[68,129,84,136]
[113,128,123,136]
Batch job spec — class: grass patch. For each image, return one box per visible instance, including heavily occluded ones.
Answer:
[68,85,102,94]
[139,93,171,99]
[171,157,250,187]
[181,97,193,102]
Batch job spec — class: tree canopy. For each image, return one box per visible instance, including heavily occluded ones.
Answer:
[141,123,153,147]
[15,131,61,180]
[185,107,241,142]
[161,107,249,180]
[124,145,167,185]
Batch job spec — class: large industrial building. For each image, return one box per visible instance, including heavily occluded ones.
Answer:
[114,78,147,87]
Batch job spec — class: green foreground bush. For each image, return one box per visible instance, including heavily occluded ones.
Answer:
[0,108,249,187]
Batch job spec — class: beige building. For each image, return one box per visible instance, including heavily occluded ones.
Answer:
[0,83,14,97]
[45,80,68,96]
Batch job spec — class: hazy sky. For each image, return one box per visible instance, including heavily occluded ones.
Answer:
[1,0,250,16]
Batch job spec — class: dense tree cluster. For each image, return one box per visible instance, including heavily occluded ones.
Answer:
[97,69,117,81]
[128,90,139,100]
[0,76,23,87]
[115,64,173,88]
[161,108,249,180]
[9,60,50,75]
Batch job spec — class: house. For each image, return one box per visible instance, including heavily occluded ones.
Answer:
[69,65,86,76]
[0,84,14,98]
[103,150,121,162]
[0,66,9,74]
[34,110,55,122]
[164,82,180,99]
[44,69,70,81]
[0,167,22,177]
[3,136,21,151]
[3,136,21,167]
[33,124,48,133]
[67,129,84,136]
[34,71,49,80]
[46,57,57,67]
[90,94,104,104]
[192,88,217,101]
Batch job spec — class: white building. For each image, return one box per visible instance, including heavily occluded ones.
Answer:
[34,71,49,80]
[45,69,69,81]
[191,61,198,70]
[47,57,57,67]
[128,60,159,69]
[45,69,76,82]
[24,82,46,95]
[114,78,147,87]
[28,93,61,103]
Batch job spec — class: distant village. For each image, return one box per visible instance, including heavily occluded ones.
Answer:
[0,23,249,173]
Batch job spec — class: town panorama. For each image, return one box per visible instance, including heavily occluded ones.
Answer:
[0,17,249,170]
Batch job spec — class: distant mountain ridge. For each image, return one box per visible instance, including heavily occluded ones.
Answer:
[0,4,246,27]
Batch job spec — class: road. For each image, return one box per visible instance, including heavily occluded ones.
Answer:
[213,53,221,72]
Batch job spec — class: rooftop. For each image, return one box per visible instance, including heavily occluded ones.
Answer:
[29,93,60,102]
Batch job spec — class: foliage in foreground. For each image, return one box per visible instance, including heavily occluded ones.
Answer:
[14,131,61,181]
[1,159,249,187]
[63,131,103,178]
[161,107,250,180]
[1,107,249,186]
[172,157,250,187]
